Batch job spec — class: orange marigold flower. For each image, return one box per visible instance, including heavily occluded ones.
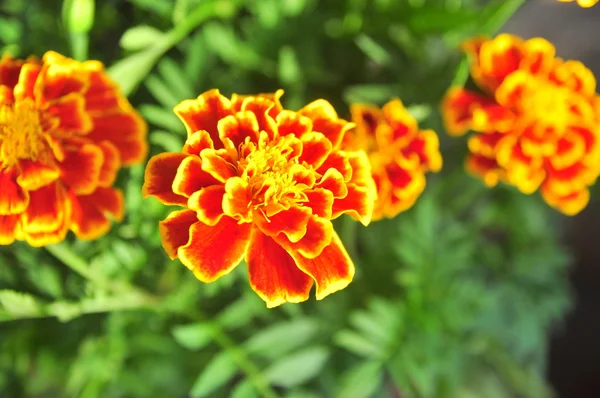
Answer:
[557,0,598,7]
[0,51,147,246]
[345,100,442,220]
[442,34,600,215]
[143,89,376,307]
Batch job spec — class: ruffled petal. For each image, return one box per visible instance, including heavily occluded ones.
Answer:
[59,142,104,195]
[332,184,374,226]
[0,167,29,215]
[159,209,199,259]
[71,187,124,240]
[304,189,334,219]
[222,177,252,222]
[39,51,89,101]
[183,130,214,155]
[88,111,148,165]
[218,111,260,147]
[172,155,219,197]
[299,99,350,148]
[290,231,354,300]
[299,132,332,169]
[276,110,313,138]
[239,96,278,139]
[97,141,121,187]
[178,216,251,283]
[188,185,226,226]
[0,215,20,245]
[174,89,233,147]
[13,63,41,101]
[44,93,93,134]
[142,152,188,205]
[246,228,313,308]
[275,215,333,259]
[254,205,312,243]
[199,149,237,182]
[22,183,68,234]
[551,60,596,97]
[16,159,60,191]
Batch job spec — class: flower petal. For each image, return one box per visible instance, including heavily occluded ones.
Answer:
[45,93,93,134]
[0,215,20,245]
[222,177,252,222]
[188,185,226,226]
[0,167,29,215]
[332,184,374,226]
[88,111,148,165]
[299,132,332,169]
[246,228,313,308]
[183,130,214,155]
[22,183,68,234]
[254,206,312,243]
[276,110,313,138]
[218,111,260,147]
[199,149,237,182]
[174,89,233,147]
[276,215,333,259]
[71,187,124,240]
[59,142,104,195]
[304,189,334,219]
[178,216,251,283]
[97,141,121,187]
[16,159,60,191]
[13,63,41,101]
[172,155,219,197]
[159,209,198,259]
[290,231,354,300]
[240,96,278,139]
[142,152,188,206]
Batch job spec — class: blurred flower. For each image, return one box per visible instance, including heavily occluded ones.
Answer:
[442,34,600,215]
[557,0,598,8]
[0,51,147,246]
[345,100,442,220]
[143,89,376,307]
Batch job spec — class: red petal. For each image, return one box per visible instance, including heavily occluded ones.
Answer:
[83,62,122,112]
[254,206,312,243]
[317,152,352,181]
[13,63,40,101]
[16,160,60,191]
[304,189,334,219]
[178,216,251,283]
[59,143,104,195]
[183,130,214,155]
[246,228,313,308]
[88,111,148,165]
[222,177,252,222]
[0,55,25,89]
[159,209,198,259]
[240,97,278,139]
[172,155,219,197]
[275,215,333,259]
[71,187,124,240]
[332,184,375,226]
[276,110,312,138]
[45,93,93,134]
[22,183,68,234]
[188,185,226,226]
[142,153,188,206]
[316,168,348,199]
[0,215,20,245]
[299,132,332,169]
[290,231,354,300]
[174,90,233,148]
[97,141,121,187]
[218,111,260,147]
[299,99,349,148]
[0,168,29,215]
[200,149,237,182]
[39,53,89,101]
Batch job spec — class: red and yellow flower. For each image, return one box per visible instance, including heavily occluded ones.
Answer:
[442,34,600,215]
[0,51,147,246]
[345,100,442,220]
[557,0,598,8]
[143,89,376,307]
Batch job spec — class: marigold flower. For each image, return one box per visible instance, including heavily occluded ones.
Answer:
[345,100,442,220]
[143,89,376,307]
[0,51,147,246]
[557,0,598,8]
[442,34,600,215]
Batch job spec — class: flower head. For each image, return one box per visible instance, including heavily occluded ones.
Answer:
[0,51,147,246]
[345,100,442,220]
[143,89,376,307]
[442,34,600,215]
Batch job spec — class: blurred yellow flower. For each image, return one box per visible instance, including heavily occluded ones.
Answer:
[557,0,598,8]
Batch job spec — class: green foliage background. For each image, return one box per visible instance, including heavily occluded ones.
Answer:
[0,0,573,397]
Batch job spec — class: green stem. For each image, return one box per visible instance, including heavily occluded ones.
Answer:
[70,32,89,61]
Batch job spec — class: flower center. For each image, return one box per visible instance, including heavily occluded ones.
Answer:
[238,133,309,215]
[524,84,575,133]
[0,100,48,168]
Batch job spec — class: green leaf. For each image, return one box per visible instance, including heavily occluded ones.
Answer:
[139,104,184,133]
[150,131,185,152]
[120,25,166,51]
[172,323,215,350]
[157,57,195,100]
[65,0,95,33]
[406,104,431,122]
[108,46,165,96]
[263,347,330,388]
[0,290,42,317]
[334,330,383,358]
[190,352,238,398]
[244,318,319,359]
[343,85,397,105]
[355,34,391,66]
[336,361,383,398]
[230,380,258,398]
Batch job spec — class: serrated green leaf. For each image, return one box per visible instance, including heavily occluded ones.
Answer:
[244,318,319,359]
[190,352,238,398]
[150,131,185,152]
[120,25,166,51]
[336,361,383,398]
[145,75,181,109]
[172,323,215,350]
[264,347,330,388]
[157,57,195,100]
[334,330,383,358]
[230,380,258,398]
[139,104,184,133]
